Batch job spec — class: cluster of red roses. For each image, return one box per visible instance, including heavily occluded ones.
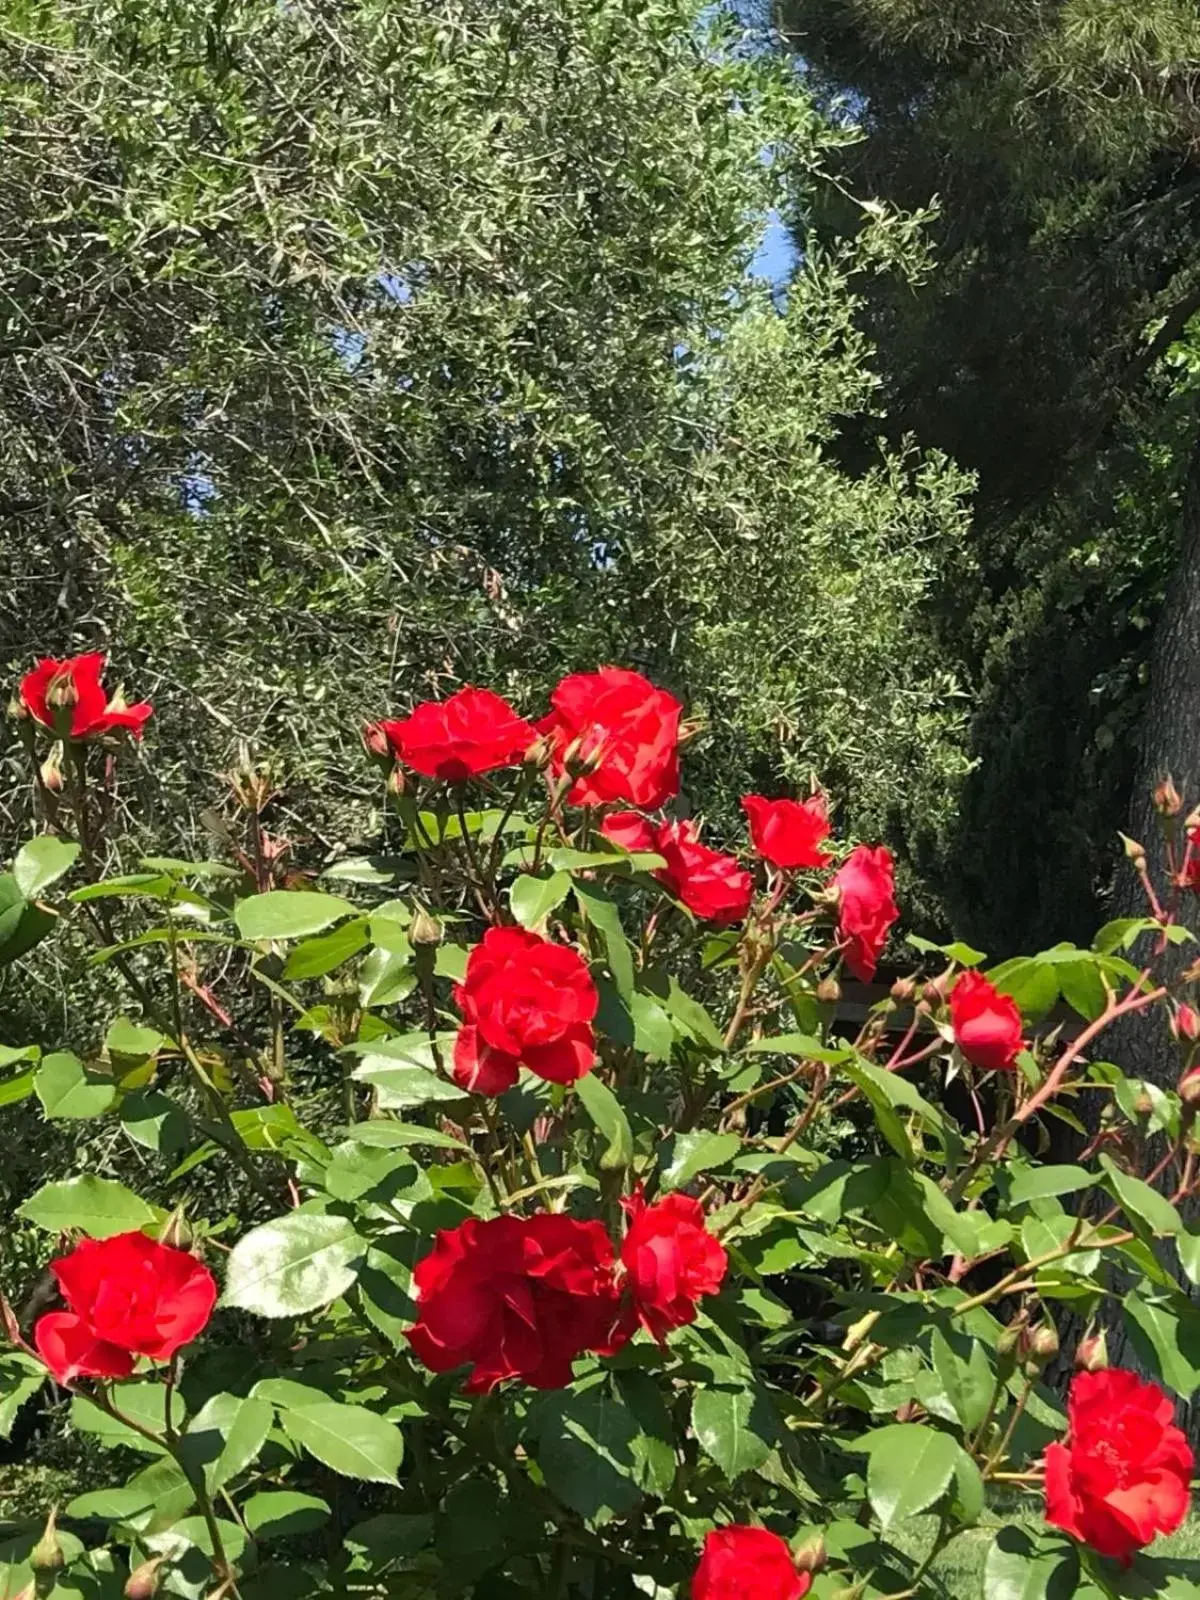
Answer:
[374,666,901,973]
[408,1188,727,1391]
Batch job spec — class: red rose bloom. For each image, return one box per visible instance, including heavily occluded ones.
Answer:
[34,1232,217,1385]
[406,1213,625,1391]
[950,970,1024,1071]
[451,925,598,1092]
[540,668,682,809]
[621,1189,727,1342]
[1180,826,1200,890]
[832,844,898,982]
[1045,1368,1192,1566]
[380,686,535,782]
[741,793,831,871]
[20,653,152,741]
[599,810,659,856]
[692,1527,809,1600]
[655,820,754,926]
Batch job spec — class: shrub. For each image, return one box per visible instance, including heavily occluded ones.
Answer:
[2,651,1200,1599]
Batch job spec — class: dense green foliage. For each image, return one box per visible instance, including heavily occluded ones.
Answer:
[0,0,970,911]
[778,0,1200,951]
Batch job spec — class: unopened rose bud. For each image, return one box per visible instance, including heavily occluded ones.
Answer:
[1075,1329,1108,1373]
[1026,1322,1059,1365]
[889,977,916,1005]
[1173,1004,1200,1043]
[677,718,704,749]
[562,735,603,779]
[792,1534,827,1576]
[30,1508,63,1573]
[923,972,952,1005]
[1154,776,1184,817]
[996,1321,1023,1359]
[1179,1066,1200,1109]
[523,732,555,771]
[410,907,441,945]
[157,1208,192,1251]
[815,975,841,1004]
[46,670,77,712]
[1121,833,1147,869]
[1187,808,1200,836]
[1133,1090,1155,1118]
[124,1558,165,1600]
[8,693,28,722]
[387,766,407,798]
[361,721,391,762]
[39,744,65,793]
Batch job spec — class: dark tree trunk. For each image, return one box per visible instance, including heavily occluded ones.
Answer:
[1080,427,1200,1391]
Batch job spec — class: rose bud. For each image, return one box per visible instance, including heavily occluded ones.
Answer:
[1024,1321,1059,1367]
[124,1559,166,1600]
[410,907,442,946]
[1133,1090,1155,1118]
[7,694,28,722]
[361,721,392,762]
[39,746,65,794]
[1173,1004,1200,1043]
[792,1533,827,1576]
[30,1509,63,1573]
[1179,1065,1200,1109]
[1154,776,1183,817]
[1121,832,1147,869]
[157,1207,193,1251]
[1075,1328,1108,1373]
[889,976,917,1005]
[815,975,841,1004]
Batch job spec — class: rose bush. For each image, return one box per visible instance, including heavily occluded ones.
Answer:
[3,657,1200,1600]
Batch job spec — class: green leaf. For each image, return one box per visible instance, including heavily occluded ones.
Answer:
[352,1057,468,1108]
[660,1130,742,1190]
[983,1527,1079,1600]
[1005,1165,1100,1205]
[1124,1292,1200,1397]
[613,1369,677,1498]
[630,989,674,1061]
[930,1330,993,1434]
[863,1423,959,1530]
[574,1072,633,1170]
[347,1512,434,1567]
[0,1071,35,1107]
[282,918,369,978]
[18,1175,157,1237]
[13,835,79,897]
[988,958,1059,1019]
[691,1383,775,1480]
[742,1032,850,1063]
[572,881,635,998]
[0,1376,42,1440]
[243,1491,330,1540]
[531,1388,646,1521]
[510,870,571,929]
[1057,959,1107,1021]
[72,1382,184,1453]
[282,1400,404,1484]
[359,945,415,1008]
[186,1393,274,1490]
[34,1050,116,1119]
[234,890,355,941]
[1099,1155,1181,1237]
[224,1212,364,1317]
[951,1445,985,1527]
[338,1120,470,1152]
[120,1088,189,1155]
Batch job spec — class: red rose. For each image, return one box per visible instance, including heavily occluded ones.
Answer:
[406,1213,625,1391]
[692,1527,809,1600]
[20,653,152,742]
[1045,1368,1192,1565]
[380,687,535,782]
[832,844,898,982]
[451,925,598,1092]
[540,668,682,809]
[621,1189,727,1341]
[742,793,831,871]
[1181,826,1200,889]
[655,820,754,926]
[949,970,1024,1071]
[34,1232,217,1384]
[599,810,659,856]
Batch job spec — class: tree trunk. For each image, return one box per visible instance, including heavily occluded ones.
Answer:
[1080,426,1200,1392]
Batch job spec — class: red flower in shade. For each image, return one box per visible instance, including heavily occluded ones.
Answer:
[599,810,659,856]
[654,820,754,926]
[1045,1368,1193,1566]
[692,1527,809,1600]
[34,1232,216,1385]
[1181,826,1200,890]
[450,925,598,1094]
[949,970,1024,1071]
[832,844,898,982]
[540,668,682,809]
[406,1213,625,1391]
[20,654,152,742]
[621,1189,727,1342]
[741,793,831,871]
[379,687,535,782]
